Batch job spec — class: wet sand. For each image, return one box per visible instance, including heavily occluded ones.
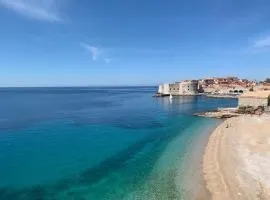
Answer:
[203,115,270,200]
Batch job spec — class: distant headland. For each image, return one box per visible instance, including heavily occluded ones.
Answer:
[155,77,270,119]
[155,76,270,98]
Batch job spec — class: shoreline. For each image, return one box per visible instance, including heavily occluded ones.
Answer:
[204,94,239,99]
[203,115,270,199]
[172,117,222,200]
[153,93,238,99]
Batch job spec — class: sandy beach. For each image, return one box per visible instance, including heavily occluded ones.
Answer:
[203,114,270,200]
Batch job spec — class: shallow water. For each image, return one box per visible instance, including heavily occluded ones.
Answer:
[0,87,237,199]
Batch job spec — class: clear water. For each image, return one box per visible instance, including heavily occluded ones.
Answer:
[0,87,237,200]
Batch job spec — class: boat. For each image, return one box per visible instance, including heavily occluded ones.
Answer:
[169,94,173,99]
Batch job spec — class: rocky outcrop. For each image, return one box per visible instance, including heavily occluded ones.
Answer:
[194,106,267,119]
[153,93,170,97]
[194,110,240,119]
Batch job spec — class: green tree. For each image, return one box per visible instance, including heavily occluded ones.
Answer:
[265,78,270,83]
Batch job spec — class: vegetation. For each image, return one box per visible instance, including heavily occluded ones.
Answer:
[237,106,254,114]
[257,180,267,200]
[265,78,270,83]
[237,106,265,115]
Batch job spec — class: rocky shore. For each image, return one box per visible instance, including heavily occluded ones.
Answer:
[205,94,239,99]
[194,106,266,119]
[153,93,170,97]
[194,108,240,119]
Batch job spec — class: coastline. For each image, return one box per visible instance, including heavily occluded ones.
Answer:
[180,118,221,200]
[122,117,221,200]
[203,115,270,199]
[204,94,239,99]
[153,93,238,99]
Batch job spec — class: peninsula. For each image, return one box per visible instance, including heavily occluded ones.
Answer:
[197,83,270,199]
[156,77,270,199]
[155,76,270,97]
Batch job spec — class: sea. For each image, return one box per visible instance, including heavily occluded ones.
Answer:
[0,87,237,200]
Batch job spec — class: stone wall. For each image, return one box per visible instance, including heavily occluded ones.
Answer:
[203,87,216,94]
[169,83,180,95]
[254,85,270,91]
[239,97,269,107]
[158,84,170,94]
[179,81,198,95]
[158,81,198,95]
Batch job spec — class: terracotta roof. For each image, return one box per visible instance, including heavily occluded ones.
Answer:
[240,91,270,98]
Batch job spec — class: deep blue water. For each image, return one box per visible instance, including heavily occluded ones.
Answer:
[0,87,237,200]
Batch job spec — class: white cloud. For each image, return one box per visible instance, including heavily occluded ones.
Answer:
[253,36,270,48]
[0,0,62,22]
[81,43,100,61]
[81,43,112,63]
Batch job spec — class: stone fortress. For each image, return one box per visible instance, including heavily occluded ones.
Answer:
[157,76,270,110]
[157,76,259,96]
[158,80,199,96]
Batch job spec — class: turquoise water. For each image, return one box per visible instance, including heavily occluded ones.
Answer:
[0,87,237,200]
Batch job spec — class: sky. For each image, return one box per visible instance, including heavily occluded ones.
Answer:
[0,0,270,86]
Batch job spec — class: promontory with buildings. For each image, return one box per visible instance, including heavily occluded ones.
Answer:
[157,77,270,199]
[156,76,270,116]
[157,76,265,96]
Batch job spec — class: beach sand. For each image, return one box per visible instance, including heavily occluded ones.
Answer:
[203,114,270,200]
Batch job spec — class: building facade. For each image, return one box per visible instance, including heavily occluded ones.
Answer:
[179,80,199,95]
[199,77,255,95]
[158,84,170,95]
[254,83,270,91]
[158,80,198,95]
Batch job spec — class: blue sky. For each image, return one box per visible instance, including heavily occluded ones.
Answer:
[0,0,270,86]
